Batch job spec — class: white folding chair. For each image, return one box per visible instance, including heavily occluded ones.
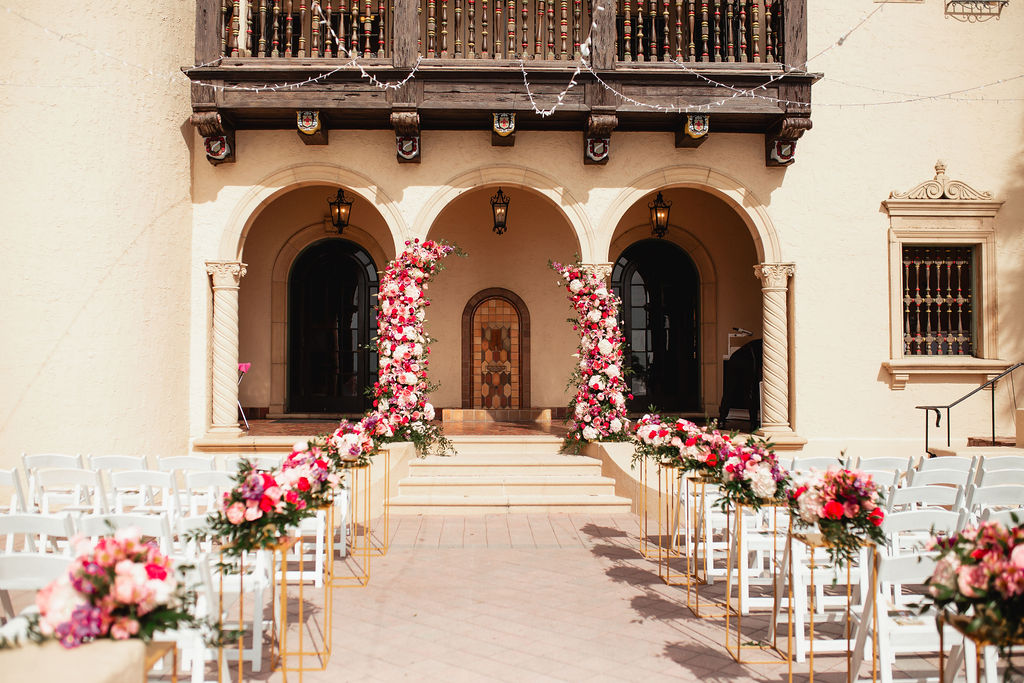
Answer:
[76,514,175,554]
[859,469,901,490]
[88,454,149,471]
[850,456,911,474]
[917,455,976,473]
[881,509,961,559]
[979,507,1024,527]
[0,513,75,555]
[886,484,962,513]
[789,456,845,473]
[0,469,28,514]
[109,469,181,517]
[21,452,84,510]
[974,464,1024,487]
[157,456,216,473]
[0,554,72,620]
[183,471,234,517]
[906,468,973,488]
[975,454,1024,474]
[36,468,108,514]
[223,454,284,472]
[964,483,1024,515]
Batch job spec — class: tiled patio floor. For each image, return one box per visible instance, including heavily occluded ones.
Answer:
[252,513,940,683]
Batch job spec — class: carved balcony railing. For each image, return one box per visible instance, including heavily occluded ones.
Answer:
[212,0,791,64]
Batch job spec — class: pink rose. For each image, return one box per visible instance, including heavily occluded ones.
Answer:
[1011,544,1024,570]
[957,565,987,598]
[226,502,245,525]
[244,506,263,521]
[110,616,140,640]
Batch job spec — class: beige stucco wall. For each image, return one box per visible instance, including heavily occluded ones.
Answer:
[0,5,195,466]
[2,1,1022,464]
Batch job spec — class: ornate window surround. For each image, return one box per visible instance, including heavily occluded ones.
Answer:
[881,161,1008,390]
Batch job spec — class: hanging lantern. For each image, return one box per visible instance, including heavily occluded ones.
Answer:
[327,188,353,232]
[649,192,671,239]
[490,187,510,235]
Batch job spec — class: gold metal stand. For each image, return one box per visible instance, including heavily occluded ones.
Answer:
[787,532,872,683]
[333,463,372,587]
[724,501,786,663]
[655,464,686,585]
[145,641,178,682]
[217,549,249,683]
[638,460,658,559]
[684,473,732,619]
[353,449,389,557]
[938,612,1022,683]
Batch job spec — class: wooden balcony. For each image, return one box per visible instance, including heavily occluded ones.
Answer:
[188,0,816,165]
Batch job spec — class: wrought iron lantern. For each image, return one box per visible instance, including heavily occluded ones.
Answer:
[649,192,671,239]
[490,187,510,235]
[327,188,353,232]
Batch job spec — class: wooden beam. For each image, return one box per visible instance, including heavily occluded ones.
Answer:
[195,0,222,65]
[393,0,420,68]
[590,0,618,70]
[783,0,807,70]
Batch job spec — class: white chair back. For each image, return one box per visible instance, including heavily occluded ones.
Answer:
[789,456,845,473]
[109,469,180,516]
[21,453,84,509]
[223,454,284,472]
[0,513,75,554]
[975,464,1024,487]
[859,469,900,489]
[976,454,1024,472]
[917,455,976,473]
[77,514,175,554]
[0,553,72,620]
[886,484,962,512]
[906,468,972,488]
[184,471,234,517]
[88,454,149,471]
[0,468,28,513]
[881,509,960,557]
[964,483,1024,514]
[980,507,1024,527]
[157,455,216,473]
[36,468,108,514]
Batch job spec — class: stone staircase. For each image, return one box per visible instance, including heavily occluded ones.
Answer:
[388,435,632,514]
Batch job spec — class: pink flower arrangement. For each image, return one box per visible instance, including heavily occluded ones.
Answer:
[719,437,791,509]
[790,468,886,565]
[632,414,729,477]
[369,239,457,453]
[551,261,631,451]
[279,443,340,508]
[925,517,1024,646]
[34,529,193,648]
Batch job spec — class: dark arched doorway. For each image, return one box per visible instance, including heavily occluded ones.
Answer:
[612,239,700,412]
[288,239,378,413]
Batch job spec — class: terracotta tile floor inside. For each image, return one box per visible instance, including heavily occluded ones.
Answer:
[240,513,947,683]
[245,420,568,438]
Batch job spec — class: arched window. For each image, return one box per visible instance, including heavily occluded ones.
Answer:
[612,239,700,412]
[461,289,531,410]
[287,239,378,413]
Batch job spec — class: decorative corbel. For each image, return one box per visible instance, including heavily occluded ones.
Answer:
[191,111,235,166]
[492,112,516,147]
[296,110,328,145]
[765,116,812,167]
[584,112,617,165]
[390,109,421,163]
[675,113,710,148]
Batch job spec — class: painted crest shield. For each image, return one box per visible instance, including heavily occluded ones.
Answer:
[493,112,516,137]
[297,110,321,135]
[205,136,231,160]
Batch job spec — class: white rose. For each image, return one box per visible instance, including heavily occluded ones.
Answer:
[749,466,778,499]
[588,375,605,391]
[401,372,417,385]
[597,339,613,356]
[569,279,584,293]
[609,417,622,433]
[582,425,599,441]
[587,310,602,322]
[404,284,421,300]
[423,403,436,420]
[604,365,620,379]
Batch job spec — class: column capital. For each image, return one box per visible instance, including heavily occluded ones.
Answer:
[754,263,795,290]
[582,262,614,282]
[206,260,247,288]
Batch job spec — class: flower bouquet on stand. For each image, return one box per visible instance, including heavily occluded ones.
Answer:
[633,414,728,479]
[0,529,201,650]
[925,516,1024,654]
[551,260,631,453]
[717,437,791,511]
[370,238,458,455]
[790,468,886,566]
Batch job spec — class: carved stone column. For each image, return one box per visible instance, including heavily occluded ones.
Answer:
[206,261,247,435]
[582,262,613,282]
[753,263,799,440]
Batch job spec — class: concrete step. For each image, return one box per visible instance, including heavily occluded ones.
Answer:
[409,454,601,476]
[449,435,565,456]
[388,493,633,515]
[930,446,1024,459]
[398,474,618,496]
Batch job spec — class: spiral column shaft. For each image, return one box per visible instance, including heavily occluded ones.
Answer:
[753,263,795,435]
[206,261,247,435]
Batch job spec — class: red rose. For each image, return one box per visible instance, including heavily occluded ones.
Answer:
[285,490,299,504]
[259,495,274,512]
[685,437,698,447]
[261,473,277,488]
[297,477,311,491]
[822,501,844,520]
[792,485,808,499]
[869,508,885,526]
[145,563,168,580]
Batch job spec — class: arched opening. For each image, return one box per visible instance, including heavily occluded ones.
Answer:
[613,239,700,412]
[287,239,378,413]
[461,288,531,410]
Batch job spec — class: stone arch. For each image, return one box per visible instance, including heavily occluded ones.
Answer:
[220,162,409,260]
[461,288,531,410]
[413,165,592,259]
[266,222,390,414]
[608,224,720,415]
[595,166,782,264]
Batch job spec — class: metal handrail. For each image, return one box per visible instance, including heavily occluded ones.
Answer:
[915,361,1023,456]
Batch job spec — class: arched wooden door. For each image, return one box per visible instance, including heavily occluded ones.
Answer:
[287,239,378,413]
[612,239,700,412]
[461,289,531,410]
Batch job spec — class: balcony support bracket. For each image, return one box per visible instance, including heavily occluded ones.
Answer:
[492,113,516,147]
[765,116,812,167]
[191,111,236,166]
[391,109,421,163]
[676,114,710,149]
[297,110,329,145]
[584,110,617,165]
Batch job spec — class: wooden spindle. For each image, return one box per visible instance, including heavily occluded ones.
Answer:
[312,0,321,55]
[635,0,643,61]
[362,0,371,56]
[336,0,346,55]
[764,0,773,62]
[751,0,759,62]
[572,0,580,58]
[481,0,489,56]
[509,0,517,56]
[534,0,544,57]
[285,0,294,56]
[298,0,307,56]
[661,0,669,60]
[231,0,241,56]
[725,0,733,61]
[674,0,683,59]
[546,0,554,58]
[258,0,268,55]
[377,0,386,56]
[521,0,530,58]
[440,0,449,57]
[350,1,359,57]
[246,0,255,55]
[468,0,476,56]
[699,0,707,61]
[559,0,567,58]
[712,0,720,61]
[323,0,332,56]
[221,0,229,56]
[623,0,632,61]
[455,0,463,56]
[738,0,746,62]
[648,0,657,60]
[686,0,695,60]
[495,0,504,56]
[272,0,281,56]
[427,0,436,56]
